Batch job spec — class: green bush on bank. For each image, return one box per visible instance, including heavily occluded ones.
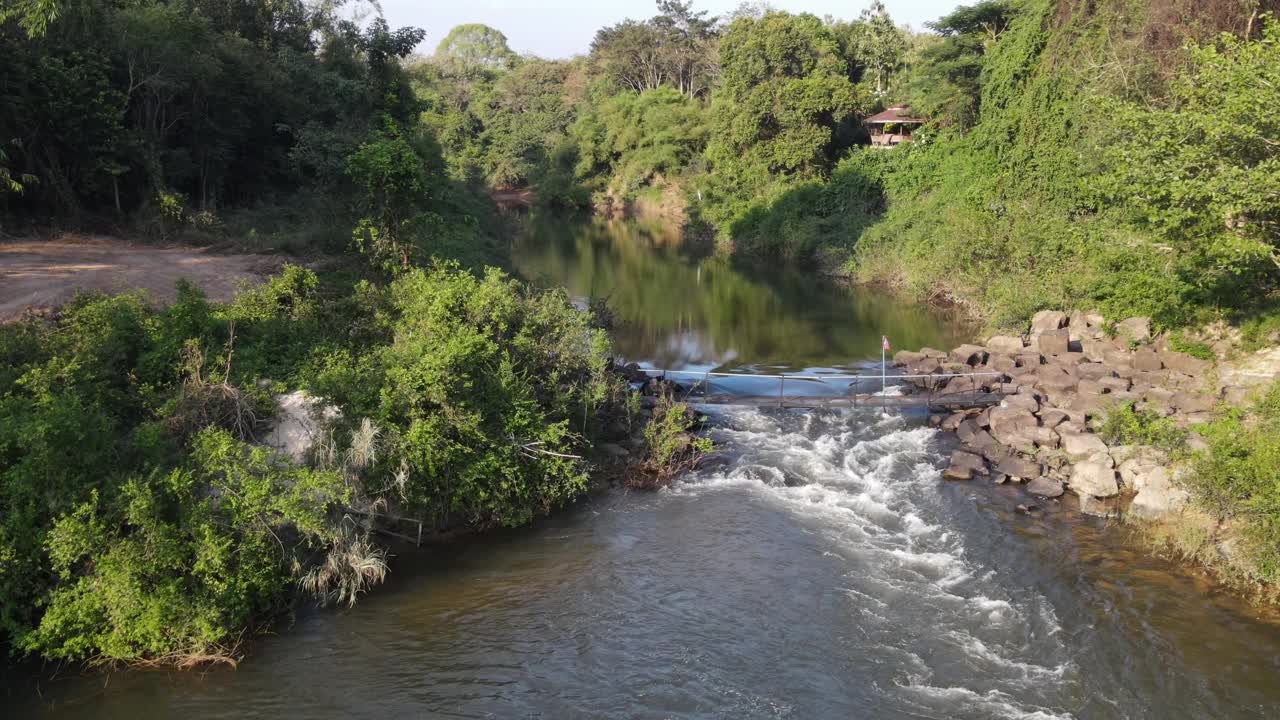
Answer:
[1189,382,1280,583]
[0,263,622,664]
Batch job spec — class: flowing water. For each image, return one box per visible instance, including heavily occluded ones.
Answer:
[7,217,1280,719]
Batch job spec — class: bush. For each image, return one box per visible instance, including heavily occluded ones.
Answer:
[1097,401,1186,451]
[1189,383,1280,582]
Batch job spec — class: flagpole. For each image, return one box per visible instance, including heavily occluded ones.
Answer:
[881,344,886,397]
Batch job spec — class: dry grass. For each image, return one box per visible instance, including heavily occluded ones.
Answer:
[299,520,389,608]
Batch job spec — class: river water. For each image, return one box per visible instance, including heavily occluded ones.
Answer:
[7,217,1280,718]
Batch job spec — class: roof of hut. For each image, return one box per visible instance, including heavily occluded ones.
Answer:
[865,105,927,124]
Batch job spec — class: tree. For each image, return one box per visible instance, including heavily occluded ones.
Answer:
[854,1,908,95]
[590,1,718,98]
[701,11,865,225]
[435,23,516,80]
[904,1,1015,129]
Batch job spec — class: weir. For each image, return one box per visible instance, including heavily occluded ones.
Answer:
[635,368,1008,411]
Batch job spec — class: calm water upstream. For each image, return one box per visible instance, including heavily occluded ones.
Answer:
[7,217,1280,719]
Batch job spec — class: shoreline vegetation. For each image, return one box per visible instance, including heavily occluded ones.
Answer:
[2,0,1278,672]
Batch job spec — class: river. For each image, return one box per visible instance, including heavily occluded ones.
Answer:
[7,216,1280,719]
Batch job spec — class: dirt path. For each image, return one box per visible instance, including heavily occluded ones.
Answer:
[0,235,284,322]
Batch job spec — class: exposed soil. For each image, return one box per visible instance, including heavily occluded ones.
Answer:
[0,235,283,322]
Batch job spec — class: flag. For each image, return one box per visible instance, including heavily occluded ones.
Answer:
[882,335,891,352]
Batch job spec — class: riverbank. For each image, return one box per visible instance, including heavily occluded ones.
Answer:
[898,310,1280,597]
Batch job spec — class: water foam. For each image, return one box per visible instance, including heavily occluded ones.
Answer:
[678,405,1080,718]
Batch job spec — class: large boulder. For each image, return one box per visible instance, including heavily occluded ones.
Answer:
[1070,461,1120,498]
[1116,316,1152,343]
[944,450,987,480]
[1172,391,1214,413]
[1031,310,1069,335]
[997,455,1042,481]
[893,350,926,367]
[263,391,341,464]
[950,344,990,366]
[1128,465,1191,519]
[986,335,1026,354]
[1037,329,1070,357]
[1037,364,1078,393]
[1159,350,1212,376]
[988,407,1039,451]
[1060,431,1109,461]
[1001,393,1040,413]
[1027,476,1065,498]
[1133,349,1163,372]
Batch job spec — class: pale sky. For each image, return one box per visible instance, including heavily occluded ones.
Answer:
[380,1,965,59]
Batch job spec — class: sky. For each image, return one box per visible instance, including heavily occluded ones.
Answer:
[379,1,966,59]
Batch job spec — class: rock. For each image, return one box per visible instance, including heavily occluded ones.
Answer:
[1159,350,1211,376]
[1001,394,1040,413]
[988,407,1039,451]
[1116,316,1152,343]
[928,414,943,427]
[1070,461,1120,497]
[1016,351,1043,368]
[1133,349,1163,372]
[997,455,1042,480]
[1037,329,1070,357]
[976,439,1013,463]
[1037,365,1078,393]
[1060,431,1109,461]
[1080,338,1113,363]
[1027,476,1065,498]
[942,412,968,431]
[1128,464,1190,519]
[1079,495,1120,518]
[1186,432,1210,452]
[950,344,990,366]
[1038,409,1069,428]
[988,354,1018,373]
[1017,503,1039,514]
[1172,391,1214,413]
[1119,458,1168,492]
[894,350,926,366]
[1076,363,1114,381]
[264,391,342,463]
[599,443,631,458]
[1030,426,1061,449]
[1077,379,1108,396]
[986,335,1026,354]
[1031,310,1069,335]
[944,450,987,480]
[1096,376,1131,393]
[919,347,948,360]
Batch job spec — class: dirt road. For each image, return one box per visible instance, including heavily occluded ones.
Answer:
[0,236,283,322]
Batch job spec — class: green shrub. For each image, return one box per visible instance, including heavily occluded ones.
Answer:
[1190,382,1280,582]
[1097,401,1186,451]
[1168,332,1215,360]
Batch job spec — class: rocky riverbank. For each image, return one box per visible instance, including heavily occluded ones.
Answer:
[895,311,1273,522]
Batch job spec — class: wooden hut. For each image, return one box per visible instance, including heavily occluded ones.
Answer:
[866,105,927,147]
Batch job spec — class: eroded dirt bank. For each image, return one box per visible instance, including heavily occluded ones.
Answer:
[0,235,282,321]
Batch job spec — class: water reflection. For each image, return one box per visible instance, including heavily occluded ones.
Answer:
[512,215,973,372]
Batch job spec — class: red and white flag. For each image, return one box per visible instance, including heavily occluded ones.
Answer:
[882,335,891,352]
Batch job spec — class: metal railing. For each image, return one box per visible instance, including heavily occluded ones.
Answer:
[633,368,1007,409]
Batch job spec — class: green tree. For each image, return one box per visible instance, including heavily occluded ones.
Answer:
[701,11,865,227]
[435,23,517,80]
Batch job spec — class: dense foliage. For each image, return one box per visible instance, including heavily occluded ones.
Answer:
[1,0,502,266]
[1190,382,1280,582]
[0,264,621,663]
